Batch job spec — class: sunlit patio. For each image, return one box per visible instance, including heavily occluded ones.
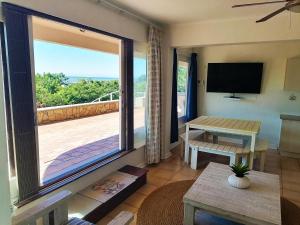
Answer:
[38,107,145,184]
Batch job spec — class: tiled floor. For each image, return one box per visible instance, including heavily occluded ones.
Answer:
[96,146,300,225]
[38,107,145,184]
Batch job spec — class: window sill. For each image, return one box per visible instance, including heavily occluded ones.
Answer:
[15,148,137,208]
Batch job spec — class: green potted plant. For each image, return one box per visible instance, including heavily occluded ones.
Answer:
[228,163,250,189]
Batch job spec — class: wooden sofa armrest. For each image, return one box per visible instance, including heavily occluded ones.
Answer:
[13,190,72,225]
[107,211,134,225]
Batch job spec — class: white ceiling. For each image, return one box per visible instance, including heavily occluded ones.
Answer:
[108,0,289,24]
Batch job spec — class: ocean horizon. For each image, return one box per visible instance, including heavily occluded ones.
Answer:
[67,76,118,83]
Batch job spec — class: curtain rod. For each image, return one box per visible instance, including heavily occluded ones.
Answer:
[96,0,163,30]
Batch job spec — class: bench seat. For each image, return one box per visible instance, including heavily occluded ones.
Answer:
[189,140,250,155]
[189,140,250,169]
[179,130,206,162]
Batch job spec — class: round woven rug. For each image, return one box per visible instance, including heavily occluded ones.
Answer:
[136,180,194,225]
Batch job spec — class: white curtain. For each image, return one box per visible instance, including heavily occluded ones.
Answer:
[146,26,162,164]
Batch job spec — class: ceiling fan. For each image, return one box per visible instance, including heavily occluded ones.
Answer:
[232,0,300,22]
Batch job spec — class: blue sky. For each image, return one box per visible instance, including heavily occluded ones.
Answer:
[33,40,146,78]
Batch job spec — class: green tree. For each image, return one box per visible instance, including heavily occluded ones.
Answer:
[134,74,146,97]
[35,73,120,107]
[177,66,188,92]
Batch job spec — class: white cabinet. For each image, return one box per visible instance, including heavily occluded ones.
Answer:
[284,56,300,92]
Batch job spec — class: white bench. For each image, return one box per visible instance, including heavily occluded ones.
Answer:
[12,190,134,225]
[189,140,250,169]
[179,130,206,163]
[202,132,268,171]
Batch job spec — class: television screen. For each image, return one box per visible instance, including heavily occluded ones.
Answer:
[207,63,263,94]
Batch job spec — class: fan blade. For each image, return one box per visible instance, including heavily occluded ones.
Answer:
[256,2,300,22]
[232,1,287,8]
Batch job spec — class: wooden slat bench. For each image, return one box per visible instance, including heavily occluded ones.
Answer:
[179,130,206,163]
[189,140,250,169]
[12,189,134,225]
[208,132,269,171]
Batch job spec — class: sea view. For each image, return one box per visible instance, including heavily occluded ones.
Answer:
[67,76,118,83]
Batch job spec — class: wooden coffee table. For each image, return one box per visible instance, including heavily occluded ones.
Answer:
[183,162,281,225]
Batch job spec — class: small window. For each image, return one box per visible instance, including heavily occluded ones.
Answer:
[133,42,147,147]
[177,61,189,119]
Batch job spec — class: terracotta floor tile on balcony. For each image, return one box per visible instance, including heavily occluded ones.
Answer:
[38,108,145,184]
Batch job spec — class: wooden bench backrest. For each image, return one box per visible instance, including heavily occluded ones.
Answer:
[12,190,72,225]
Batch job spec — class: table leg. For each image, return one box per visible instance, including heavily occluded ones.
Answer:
[242,154,249,165]
[184,124,190,164]
[183,203,195,225]
[191,147,198,170]
[230,154,239,166]
[249,134,256,170]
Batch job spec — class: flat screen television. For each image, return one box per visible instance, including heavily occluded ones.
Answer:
[207,63,263,94]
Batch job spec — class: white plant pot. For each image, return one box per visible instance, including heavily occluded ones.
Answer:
[228,174,250,189]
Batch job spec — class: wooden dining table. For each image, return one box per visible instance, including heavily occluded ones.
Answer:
[185,116,261,169]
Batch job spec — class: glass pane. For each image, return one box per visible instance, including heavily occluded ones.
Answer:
[32,18,122,185]
[134,42,147,146]
[177,61,189,118]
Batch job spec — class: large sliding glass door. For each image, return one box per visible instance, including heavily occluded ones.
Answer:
[32,17,124,185]
[2,2,134,203]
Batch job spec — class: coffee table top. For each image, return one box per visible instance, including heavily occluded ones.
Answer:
[184,162,281,225]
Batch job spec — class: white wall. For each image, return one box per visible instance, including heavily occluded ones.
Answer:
[164,15,300,153]
[168,14,300,47]
[195,41,300,149]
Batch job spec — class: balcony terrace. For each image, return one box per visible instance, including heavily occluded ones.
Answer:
[38,101,145,184]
